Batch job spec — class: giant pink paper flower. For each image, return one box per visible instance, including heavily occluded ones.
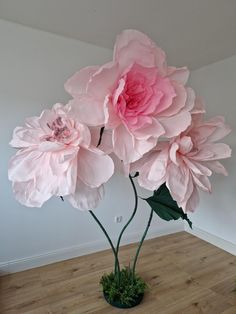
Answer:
[135,106,231,212]
[65,30,194,163]
[8,104,114,209]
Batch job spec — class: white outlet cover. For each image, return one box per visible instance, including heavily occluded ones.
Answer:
[114,216,123,223]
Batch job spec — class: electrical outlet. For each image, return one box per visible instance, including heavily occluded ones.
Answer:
[114,216,123,223]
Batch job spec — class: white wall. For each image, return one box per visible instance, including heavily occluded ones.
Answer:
[187,55,236,248]
[0,20,183,274]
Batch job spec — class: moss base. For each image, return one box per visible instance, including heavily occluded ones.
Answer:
[103,291,144,308]
[100,268,147,308]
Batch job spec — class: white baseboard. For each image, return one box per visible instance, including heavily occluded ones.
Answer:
[185,224,236,256]
[0,223,183,275]
[2,223,234,276]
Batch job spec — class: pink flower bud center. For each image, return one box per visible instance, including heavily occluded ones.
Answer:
[43,117,73,143]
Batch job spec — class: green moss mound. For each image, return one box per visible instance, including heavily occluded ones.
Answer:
[100,267,147,307]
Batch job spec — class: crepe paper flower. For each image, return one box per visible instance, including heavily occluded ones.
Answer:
[7,29,232,306]
[134,107,231,212]
[8,103,114,210]
[65,29,194,163]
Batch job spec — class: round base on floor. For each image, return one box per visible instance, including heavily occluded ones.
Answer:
[103,291,144,309]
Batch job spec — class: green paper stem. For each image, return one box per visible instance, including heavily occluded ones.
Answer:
[89,210,120,278]
[132,208,154,276]
[114,175,139,274]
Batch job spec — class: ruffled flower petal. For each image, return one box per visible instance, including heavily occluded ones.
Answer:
[204,161,228,176]
[182,186,200,213]
[64,66,99,96]
[12,180,52,208]
[166,163,190,203]
[113,124,156,163]
[167,66,190,85]
[159,111,192,137]
[67,178,104,210]
[10,127,43,148]
[113,29,167,73]
[68,96,108,126]
[77,147,114,188]
[192,143,232,161]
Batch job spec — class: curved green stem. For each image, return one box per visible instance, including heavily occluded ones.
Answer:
[114,174,139,273]
[132,208,154,276]
[89,210,120,276]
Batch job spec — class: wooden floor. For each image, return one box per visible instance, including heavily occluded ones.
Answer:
[1,232,236,314]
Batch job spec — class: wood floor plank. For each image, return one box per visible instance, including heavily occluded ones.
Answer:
[0,231,236,314]
[160,290,232,314]
[211,275,236,305]
[221,306,236,314]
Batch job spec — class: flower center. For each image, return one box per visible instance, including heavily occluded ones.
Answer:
[116,75,146,118]
[177,136,194,155]
[124,80,146,110]
[44,117,72,142]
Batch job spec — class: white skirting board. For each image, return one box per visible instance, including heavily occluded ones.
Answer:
[2,223,235,276]
[185,224,236,256]
[0,223,183,275]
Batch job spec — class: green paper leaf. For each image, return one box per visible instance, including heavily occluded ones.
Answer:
[144,183,192,229]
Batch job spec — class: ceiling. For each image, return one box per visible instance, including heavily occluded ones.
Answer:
[0,0,236,69]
